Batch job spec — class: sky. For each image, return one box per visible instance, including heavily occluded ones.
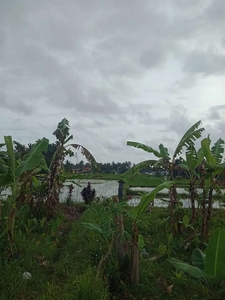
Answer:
[0,0,225,163]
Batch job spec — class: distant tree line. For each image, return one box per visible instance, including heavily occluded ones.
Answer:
[65,160,133,174]
[12,140,225,179]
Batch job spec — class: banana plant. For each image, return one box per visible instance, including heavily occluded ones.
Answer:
[0,136,49,243]
[127,120,205,234]
[129,181,174,284]
[179,145,204,222]
[45,118,98,218]
[200,137,225,240]
[120,159,160,200]
[80,181,174,285]
[169,228,225,299]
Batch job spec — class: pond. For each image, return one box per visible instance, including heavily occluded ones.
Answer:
[61,180,225,209]
[1,179,224,209]
[60,179,119,202]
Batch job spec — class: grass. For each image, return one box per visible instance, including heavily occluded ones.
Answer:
[1,201,225,299]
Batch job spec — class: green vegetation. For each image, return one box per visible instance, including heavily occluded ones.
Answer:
[0,118,225,299]
[1,202,225,299]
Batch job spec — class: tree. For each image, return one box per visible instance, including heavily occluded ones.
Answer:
[13,141,29,159]
[179,145,204,222]
[43,142,59,167]
[0,137,49,246]
[45,118,98,218]
[200,137,225,240]
[127,120,205,235]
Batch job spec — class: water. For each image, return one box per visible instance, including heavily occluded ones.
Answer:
[1,180,224,209]
[128,197,224,209]
[60,179,119,203]
[130,186,225,195]
[61,180,224,209]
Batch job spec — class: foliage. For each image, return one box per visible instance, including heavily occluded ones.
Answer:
[169,228,225,298]
[81,182,96,205]
[0,137,49,245]
[127,121,205,236]
[45,118,98,218]
[0,117,225,299]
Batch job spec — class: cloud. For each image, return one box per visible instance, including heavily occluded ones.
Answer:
[0,0,225,163]
[0,94,33,116]
[183,49,225,76]
[139,44,169,69]
[208,104,225,120]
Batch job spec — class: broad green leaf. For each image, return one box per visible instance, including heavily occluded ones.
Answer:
[127,141,162,158]
[182,215,189,227]
[81,222,104,234]
[122,159,158,180]
[4,136,15,177]
[169,258,207,283]
[32,176,40,188]
[186,153,199,172]
[204,228,225,280]
[159,144,170,159]
[214,163,225,176]
[173,121,204,158]
[0,173,12,187]
[138,234,145,251]
[211,138,225,164]
[0,161,8,174]
[185,145,201,172]
[201,138,217,166]
[196,147,205,168]
[192,248,205,270]
[53,118,70,142]
[16,138,49,176]
[130,181,174,219]
[64,134,73,145]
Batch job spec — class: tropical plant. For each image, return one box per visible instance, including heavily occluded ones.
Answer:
[0,136,49,247]
[81,182,96,205]
[169,228,225,299]
[127,120,205,234]
[179,145,204,222]
[45,118,98,218]
[200,137,225,240]
[129,181,174,284]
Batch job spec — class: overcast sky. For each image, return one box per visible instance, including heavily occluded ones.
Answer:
[0,0,225,163]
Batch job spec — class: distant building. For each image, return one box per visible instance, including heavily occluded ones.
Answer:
[72,167,92,174]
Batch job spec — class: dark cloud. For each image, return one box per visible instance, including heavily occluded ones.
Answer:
[104,141,123,151]
[183,49,225,76]
[139,45,169,69]
[0,0,225,162]
[203,0,225,26]
[208,104,225,120]
[0,95,33,116]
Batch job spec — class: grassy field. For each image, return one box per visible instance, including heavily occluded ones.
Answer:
[1,202,224,299]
